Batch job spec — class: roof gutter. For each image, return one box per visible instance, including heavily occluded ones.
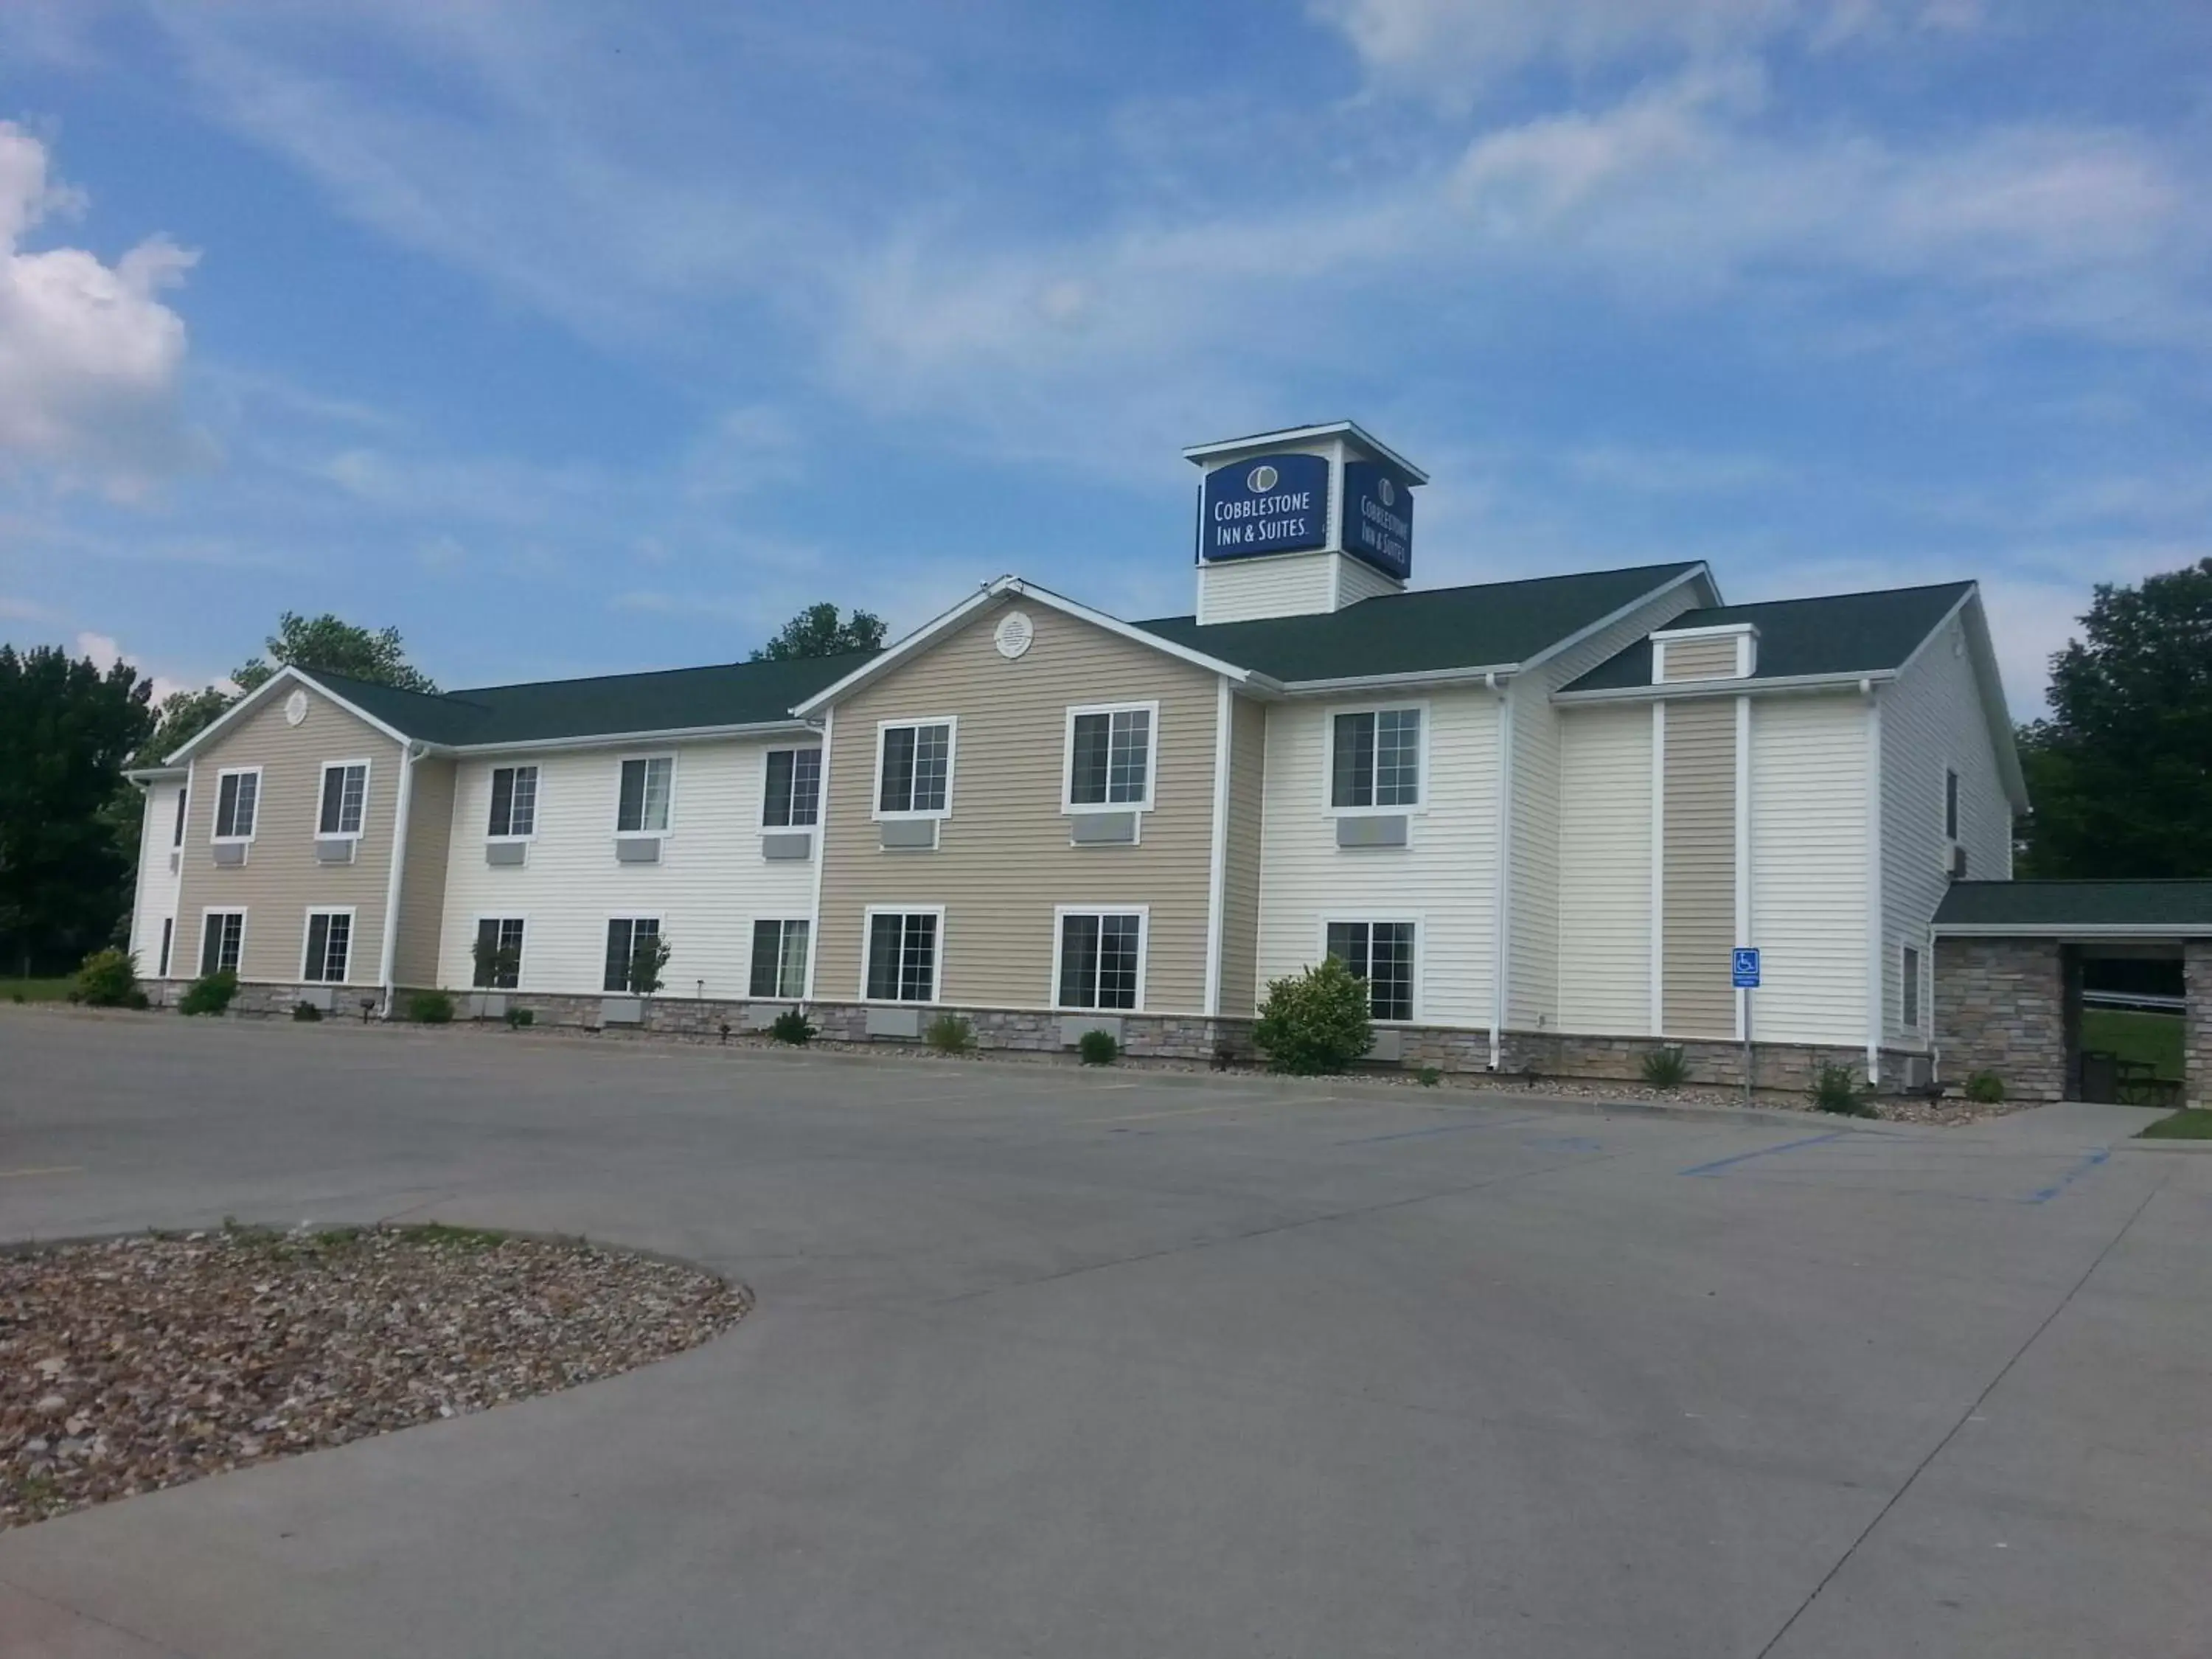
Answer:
[438,718,818,758]
[1277,663,1515,698]
[1553,668,1899,707]
[124,765,188,785]
[1933,922,2212,939]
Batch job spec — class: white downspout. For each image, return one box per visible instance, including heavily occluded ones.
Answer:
[1489,672,1514,1071]
[1203,677,1231,1018]
[378,741,420,1018]
[1863,681,1883,1084]
[803,708,834,1004]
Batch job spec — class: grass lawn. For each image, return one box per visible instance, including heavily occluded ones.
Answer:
[2139,1109,2212,1140]
[2079,1007,2185,1081]
[1,977,74,1004]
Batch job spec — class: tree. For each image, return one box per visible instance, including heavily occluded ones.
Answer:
[0,646,155,973]
[2017,559,2212,878]
[140,685,233,764]
[1253,955,1374,1075]
[749,603,886,662]
[234,611,438,694]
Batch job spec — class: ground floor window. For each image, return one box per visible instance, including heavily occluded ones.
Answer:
[474,917,526,989]
[302,910,352,984]
[1057,911,1144,1010]
[1326,920,1415,1022]
[1902,944,1922,1029]
[750,919,810,998]
[866,911,939,1002]
[604,917,662,993]
[159,917,173,978]
[200,909,245,977]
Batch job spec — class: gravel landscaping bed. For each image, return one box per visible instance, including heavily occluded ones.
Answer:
[1,1224,748,1530]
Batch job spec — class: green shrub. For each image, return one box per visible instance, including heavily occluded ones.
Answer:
[1641,1045,1689,1090]
[626,931,672,996]
[1077,1027,1119,1066]
[505,1006,535,1028]
[1416,1065,1442,1088]
[1964,1069,2006,1105]
[178,970,237,1016]
[74,947,141,1008]
[923,1012,973,1054]
[1253,955,1373,1076]
[291,1001,323,1022]
[1811,1063,1877,1116]
[408,990,456,1025]
[771,1008,815,1045]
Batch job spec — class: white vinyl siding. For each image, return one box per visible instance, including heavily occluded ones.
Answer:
[1257,686,1498,1027]
[1510,580,1705,1032]
[1879,612,2011,1048]
[1750,695,1870,1048]
[1194,549,1338,625]
[436,737,818,996]
[128,781,186,976]
[1557,706,1652,1035]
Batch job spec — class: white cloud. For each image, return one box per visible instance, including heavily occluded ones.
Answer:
[1312,0,1978,102]
[0,122,205,495]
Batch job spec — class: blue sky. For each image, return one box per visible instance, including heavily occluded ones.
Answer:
[1,1,2207,712]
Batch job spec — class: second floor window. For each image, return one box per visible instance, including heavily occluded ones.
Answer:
[1944,769,1960,841]
[764,749,822,827]
[171,788,187,847]
[319,762,368,836]
[214,771,259,839]
[617,757,673,834]
[1068,706,1152,807]
[489,766,538,837]
[879,723,951,815]
[1332,709,1422,809]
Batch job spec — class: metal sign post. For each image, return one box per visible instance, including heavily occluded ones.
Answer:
[1732,948,1761,1105]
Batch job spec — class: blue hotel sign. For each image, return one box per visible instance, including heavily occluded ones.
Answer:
[1343,460,1414,580]
[1199,451,1416,578]
[1200,453,1330,560]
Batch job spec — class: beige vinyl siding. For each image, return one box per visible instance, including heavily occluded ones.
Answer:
[172,686,404,984]
[433,737,820,997]
[1557,706,1652,1034]
[1217,692,1267,1017]
[1506,579,1703,1031]
[1660,698,1736,1037]
[1879,609,2011,1048]
[1750,695,1868,1046]
[392,757,456,989]
[1661,637,1740,681]
[1196,551,1337,624]
[815,599,1220,1012]
[1257,685,1498,1026]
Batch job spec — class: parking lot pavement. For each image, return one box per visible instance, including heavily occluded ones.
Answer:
[2,1010,2206,1658]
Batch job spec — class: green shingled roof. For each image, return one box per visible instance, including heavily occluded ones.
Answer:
[1563,582,1975,692]
[1135,561,1707,682]
[308,652,872,748]
[1935,880,2212,931]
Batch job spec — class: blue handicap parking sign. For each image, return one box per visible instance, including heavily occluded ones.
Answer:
[1732,947,1761,989]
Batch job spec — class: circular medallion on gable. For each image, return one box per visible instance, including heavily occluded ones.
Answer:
[284,689,310,726]
[994,610,1034,660]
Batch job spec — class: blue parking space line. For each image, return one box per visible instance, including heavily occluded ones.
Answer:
[2025,1147,2110,1204]
[1680,1130,1851,1178]
[1337,1113,1545,1147]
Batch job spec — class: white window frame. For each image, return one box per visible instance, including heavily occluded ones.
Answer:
[199,907,247,976]
[1061,702,1160,815]
[872,717,958,821]
[212,766,264,843]
[859,904,946,1004]
[300,905,357,984]
[614,753,677,838]
[316,758,372,841]
[1321,701,1428,815]
[1317,913,1423,1023]
[1050,904,1150,1012]
[748,917,813,1000]
[602,914,665,994]
[471,914,529,990]
[487,764,540,842]
[760,746,824,831]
